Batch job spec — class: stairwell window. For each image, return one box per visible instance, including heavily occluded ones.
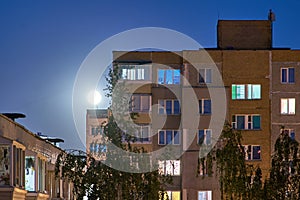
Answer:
[232,115,261,130]
[199,68,212,84]
[281,98,295,115]
[158,69,180,84]
[244,145,261,160]
[232,84,261,100]
[281,67,295,83]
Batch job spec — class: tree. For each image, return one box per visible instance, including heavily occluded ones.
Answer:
[264,127,300,200]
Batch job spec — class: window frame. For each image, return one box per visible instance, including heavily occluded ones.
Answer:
[197,129,212,145]
[280,98,296,115]
[158,99,180,115]
[158,160,180,176]
[281,128,295,140]
[130,94,151,112]
[232,84,261,100]
[158,130,181,145]
[281,67,295,84]
[199,99,212,115]
[157,69,180,85]
[119,64,151,81]
[199,68,212,84]
[232,114,261,130]
[198,190,212,200]
[244,145,261,161]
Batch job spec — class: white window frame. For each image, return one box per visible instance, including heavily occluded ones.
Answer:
[244,145,261,161]
[157,69,180,85]
[199,68,212,84]
[199,99,212,114]
[197,129,212,145]
[158,99,180,115]
[232,84,261,100]
[281,98,295,115]
[134,125,151,143]
[120,64,151,81]
[158,160,180,176]
[232,114,261,130]
[198,190,212,200]
[158,130,181,145]
[130,94,151,112]
[281,67,295,84]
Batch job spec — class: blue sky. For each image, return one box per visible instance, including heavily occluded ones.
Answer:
[1,0,300,150]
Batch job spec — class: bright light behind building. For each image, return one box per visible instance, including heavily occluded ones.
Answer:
[88,90,102,106]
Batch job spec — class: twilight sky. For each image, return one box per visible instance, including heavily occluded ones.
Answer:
[1,0,300,150]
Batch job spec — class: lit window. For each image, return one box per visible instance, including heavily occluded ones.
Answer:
[281,67,295,83]
[120,65,151,81]
[232,115,261,130]
[244,145,261,160]
[198,129,212,145]
[158,160,180,176]
[198,191,212,200]
[158,69,180,84]
[199,99,211,114]
[158,130,180,145]
[158,99,180,115]
[281,98,295,115]
[130,94,151,112]
[232,84,261,100]
[198,159,209,176]
[199,68,212,84]
[281,129,295,140]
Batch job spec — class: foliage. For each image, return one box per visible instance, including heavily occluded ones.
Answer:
[55,65,171,199]
[264,127,300,200]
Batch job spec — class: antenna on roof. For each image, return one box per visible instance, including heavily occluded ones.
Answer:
[268,9,275,22]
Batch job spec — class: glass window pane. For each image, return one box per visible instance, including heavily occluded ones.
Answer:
[158,70,165,84]
[141,95,150,111]
[290,130,295,140]
[174,131,180,144]
[159,131,165,144]
[281,99,288,114]
[237,116,245,129]
[282,68,287,83]
[206,130,212,145]
[199,100,203,114]
[253,116,261,129]
[166,100,172,114]
[289,68,295,83]
[166,131,173,144]
[206,69,212,83]
[252,146,261,160]
[289,98,295,114]
[252,84,261,99]
[173,70,180,84]
[199,69,205,83]
[166,70,173,84]
[174,100,180,114]
[236,85,245,99]
[204,100,211,114]
[132,95,140,111]
[198,130,204,145]
[159,100,165,114]
[232,85,237,99]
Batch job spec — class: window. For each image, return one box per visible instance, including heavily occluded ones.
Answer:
[199,68,212,84]
[158,160,180,176]
[281,129,295,140]
[0,145,10,186]
[91,126,104,136]
[244,145,261,160]
[89,143,107,153]
[232,84,261,100]
[158,69,180,84]
[120,65,151,81]
[38,157,45,192]
[281,98,295,115]
[130,94,151,112]
[198,129,212,145]
[158,130,180,145]
[199,99,211,114]
[281,67,295,83]
[13,145,25,187]
[198,191,212,200]
[25,156,35,191]
[134,125,150,142]
[158,99,180,115]
[198,159,209,176]
[232,115,261,130]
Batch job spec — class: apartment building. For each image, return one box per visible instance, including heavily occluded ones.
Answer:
[86,14,300,200]
[0,113,72,200]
